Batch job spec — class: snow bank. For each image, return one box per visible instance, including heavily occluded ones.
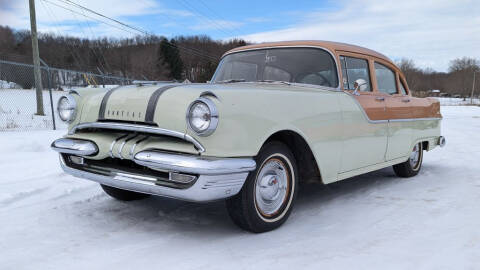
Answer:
[0,80,20,89]
[0,107,480,270]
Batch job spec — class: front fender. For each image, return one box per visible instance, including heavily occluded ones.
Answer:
[189,86,345,183]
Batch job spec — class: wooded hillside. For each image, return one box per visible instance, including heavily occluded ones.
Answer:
[0,25,246,83]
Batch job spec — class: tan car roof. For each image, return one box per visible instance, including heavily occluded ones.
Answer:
[223,40,391,63]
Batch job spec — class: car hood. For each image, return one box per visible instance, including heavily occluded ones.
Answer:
[77,83,200,132]
[74,82,328,134]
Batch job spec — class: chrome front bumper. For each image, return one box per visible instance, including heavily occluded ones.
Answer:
[52,138,256,202]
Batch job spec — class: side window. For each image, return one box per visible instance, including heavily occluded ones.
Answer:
[399,79,407,95]
[375,62,397,95]
[340,56,372,91]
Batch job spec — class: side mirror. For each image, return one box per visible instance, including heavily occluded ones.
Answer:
[353,79,367,95]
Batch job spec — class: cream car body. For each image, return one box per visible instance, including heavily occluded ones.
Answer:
[65,82,441,184]
[52,41,444,232]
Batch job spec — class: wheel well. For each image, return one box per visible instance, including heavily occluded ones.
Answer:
[264,130,322,184]
[422,141,429,151]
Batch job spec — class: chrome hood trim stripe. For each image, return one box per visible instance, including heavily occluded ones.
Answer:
[69,122,205,153]
[144,84,180,123]
[98,86,122,120]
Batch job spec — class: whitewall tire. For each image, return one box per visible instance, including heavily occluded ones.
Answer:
[226,141,298,233]
[393,142,424,178]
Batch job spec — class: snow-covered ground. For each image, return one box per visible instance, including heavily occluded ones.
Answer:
[0,89,69,131]
[0,87,114,131]
[1,106,479,270]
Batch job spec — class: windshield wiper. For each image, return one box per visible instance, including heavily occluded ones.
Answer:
[255,80,291,85]
[216,79,246,83]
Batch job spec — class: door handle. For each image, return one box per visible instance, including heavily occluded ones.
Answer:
[402,99,411,103]
[375,97,385,101]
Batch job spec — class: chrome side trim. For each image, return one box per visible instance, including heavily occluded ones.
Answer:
[369,120,388,124]
[134,150,256,175]
[389,117,442,122]
[59,155,250,202]
[51,138,98,156]
[69,122,205,153]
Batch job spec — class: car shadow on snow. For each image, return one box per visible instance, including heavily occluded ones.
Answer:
[80,166,418,235]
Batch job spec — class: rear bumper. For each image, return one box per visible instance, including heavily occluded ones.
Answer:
[53,138,256,202]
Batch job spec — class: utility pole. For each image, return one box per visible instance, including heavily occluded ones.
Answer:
[471,71,477,105]
[29,0,45,115]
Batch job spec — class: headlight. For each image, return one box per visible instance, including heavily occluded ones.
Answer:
[57,95,77,123]
[186,97,218,136]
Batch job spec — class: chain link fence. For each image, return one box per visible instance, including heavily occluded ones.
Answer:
[0,55,135,131]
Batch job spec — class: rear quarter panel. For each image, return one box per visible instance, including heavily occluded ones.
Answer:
[409,97,442,150]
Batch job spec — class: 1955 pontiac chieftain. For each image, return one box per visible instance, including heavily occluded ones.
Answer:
[52,41,445,232]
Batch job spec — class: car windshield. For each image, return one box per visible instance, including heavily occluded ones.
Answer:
[212,47,338,88]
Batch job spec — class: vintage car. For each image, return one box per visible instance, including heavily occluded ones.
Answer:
[51,41,445,232]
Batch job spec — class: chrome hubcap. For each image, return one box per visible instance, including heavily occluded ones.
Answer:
[409,144,420,168]
[255,158,289,217]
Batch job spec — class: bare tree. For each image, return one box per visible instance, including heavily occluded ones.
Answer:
[448,57,480,96]
[397,58,422,91]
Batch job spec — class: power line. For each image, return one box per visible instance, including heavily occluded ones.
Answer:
[194,0,245,37]
[42,0,139,36]
[39,0,88,70]
[61,0,149,35]
[43,0,218,61]
[56,0,111,72]
[176,0,237,38]
[47,0,219,61]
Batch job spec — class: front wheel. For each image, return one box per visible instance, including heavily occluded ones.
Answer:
[393,142,423,178]
[226,141,298,233]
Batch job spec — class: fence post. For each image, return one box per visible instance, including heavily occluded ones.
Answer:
[40,58,56,130]
[471,71,476,105]
[47,68,56,130]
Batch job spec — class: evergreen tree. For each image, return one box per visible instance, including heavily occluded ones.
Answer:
[197,61,218,83]
[157,38,184,80]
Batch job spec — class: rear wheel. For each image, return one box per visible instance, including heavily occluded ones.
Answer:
[226,141,298,233]
[101,184,150,201]
[393,142,423,178]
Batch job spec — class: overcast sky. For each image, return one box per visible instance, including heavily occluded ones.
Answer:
[1,0,479,71]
